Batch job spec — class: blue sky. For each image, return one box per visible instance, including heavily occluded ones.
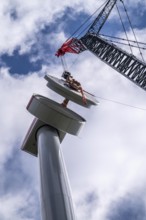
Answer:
[1,0,146,220]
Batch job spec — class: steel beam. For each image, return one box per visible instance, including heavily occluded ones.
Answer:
[37,125,76,220]
[80,34,146,90]
[88,0,117,34]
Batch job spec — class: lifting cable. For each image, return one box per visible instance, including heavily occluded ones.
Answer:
[103,38,146,50]
[68,54,81,69]
[65,0,109,41]
[61,0,109,71]
[97,95,146,112]
[120,0,145,62]
[116,3,133,54]
[60,0,146,70]
[99,34,146,46]
[60,56,68,72]
[76,0,109,38]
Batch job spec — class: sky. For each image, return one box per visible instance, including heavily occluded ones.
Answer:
[1,0,146,219]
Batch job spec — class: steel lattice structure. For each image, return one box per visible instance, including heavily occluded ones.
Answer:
[80,34,146,90]
[57,0,146,92]
[77,0,146,91]
[88,0,118,34]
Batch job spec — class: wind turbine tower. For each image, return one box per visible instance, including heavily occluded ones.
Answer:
[21,74,98,220]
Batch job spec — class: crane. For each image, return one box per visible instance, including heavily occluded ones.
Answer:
[56,0,146,92]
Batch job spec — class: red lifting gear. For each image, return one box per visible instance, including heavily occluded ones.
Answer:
[55,38,86,57]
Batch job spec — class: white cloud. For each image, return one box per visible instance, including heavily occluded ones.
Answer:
[0,67,49,167]
[0,191,39,220]
[1,0,145,55]
[1,49,146,220]
[1,0,146,219]
[0,0,103,54]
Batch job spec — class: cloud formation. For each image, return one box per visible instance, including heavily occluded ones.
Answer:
[1,0,146,220]
[1,0,145,55]
[107,193,146,220]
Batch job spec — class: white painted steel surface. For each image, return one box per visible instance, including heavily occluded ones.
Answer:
[27,94,86,136]
[37,126,76,220]
[21,118,66,156]
[44,74,98,108]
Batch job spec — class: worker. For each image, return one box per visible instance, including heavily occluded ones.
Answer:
[61,71,87,107]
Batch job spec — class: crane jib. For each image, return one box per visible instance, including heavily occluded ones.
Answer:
[80,34,146,91]
[55,0,146,93]
[88,0,118,34]
[56,0,118,56]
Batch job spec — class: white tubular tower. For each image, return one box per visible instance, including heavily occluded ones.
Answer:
[21,74,98,220]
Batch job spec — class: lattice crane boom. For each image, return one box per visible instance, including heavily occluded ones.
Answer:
[56,0,146,92]
[80,34,146,90]
[88,0,118,34]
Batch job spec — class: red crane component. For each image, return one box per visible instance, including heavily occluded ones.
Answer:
[55,38,86,57]
[56,0,117,57]
[55,0,146,92]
